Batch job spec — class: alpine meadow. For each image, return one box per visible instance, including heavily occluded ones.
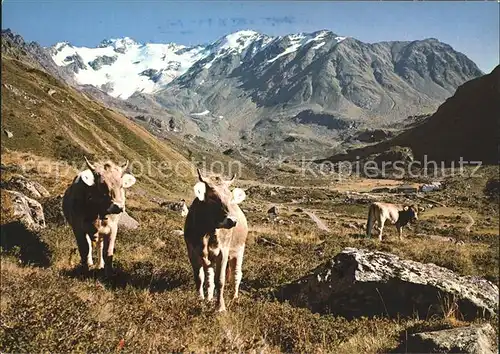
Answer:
[1,2,499,353]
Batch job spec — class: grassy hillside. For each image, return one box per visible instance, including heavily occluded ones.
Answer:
[1,55,194,197]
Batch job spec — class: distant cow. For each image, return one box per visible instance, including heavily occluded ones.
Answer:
[62,157,136,274]
[161,199,189,217]
[184,169,248,312]
[366,202,418,241]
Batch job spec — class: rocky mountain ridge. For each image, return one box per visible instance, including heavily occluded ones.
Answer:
[318,65,500,165]
[2,28,485,157]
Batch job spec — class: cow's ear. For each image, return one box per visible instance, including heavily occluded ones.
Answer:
[231,188,246,204]
[122,174,136,188]
[403,206,409,211]
[80,169,95,186]
[194,182,206,201]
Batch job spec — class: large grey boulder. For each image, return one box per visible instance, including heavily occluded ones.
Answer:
[399,324,497,354]
[5,174,50,199]
[5,190,46,231]
[275,248,498,320]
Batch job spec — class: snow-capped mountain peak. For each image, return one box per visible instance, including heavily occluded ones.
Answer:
[214,30,263,53]
[97,37,139,49]
[49,29,345,99]
[50,36,207,98]
[266,30,341,63]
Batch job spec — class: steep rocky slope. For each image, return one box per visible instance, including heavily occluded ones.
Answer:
[1,29,77,86]
[319,65,500,165]
[1,54,194,196]
[158,34,481,123]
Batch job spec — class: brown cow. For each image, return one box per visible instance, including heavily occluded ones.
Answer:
[62,157,136,274]
[366,202,418,241]
[184,169,248,312]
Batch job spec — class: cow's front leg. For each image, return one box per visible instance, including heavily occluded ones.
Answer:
[233,247,245,300]
[396,224,403,241]
[85,234,94,267]
[206,265,215,301]
[73,228,90,271]
[215,249,229,312]
[103,227,117,276]
[97,236,105,269]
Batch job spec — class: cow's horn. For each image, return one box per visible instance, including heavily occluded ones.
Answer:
[197,168,206,182]
[121,160,129,171]
[227,174,236,185]
[84,156,95,171]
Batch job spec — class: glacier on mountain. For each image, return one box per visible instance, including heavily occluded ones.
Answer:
[50,30,345,99]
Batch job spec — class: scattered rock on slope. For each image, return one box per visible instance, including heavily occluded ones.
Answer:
[5,174,50,199]
[3,190,46,231]
[397,323,497,354]
[118,211,139,230]
[267,206,279,217]
[275,248,498,320]
[354,129,395,143]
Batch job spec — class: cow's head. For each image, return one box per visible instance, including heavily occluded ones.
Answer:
[79,157,136,218]
[403,205,419,223]
[193,169,246,230]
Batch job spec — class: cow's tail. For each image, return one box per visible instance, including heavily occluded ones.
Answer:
[366,204,375,237]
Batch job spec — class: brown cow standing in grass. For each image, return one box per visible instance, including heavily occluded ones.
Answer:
[62,157,136,274]
[366,202,418,241]
[184,169,248,312]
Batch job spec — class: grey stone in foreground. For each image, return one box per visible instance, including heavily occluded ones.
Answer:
[118,211,139,230]
[275,248,498,320]
[398,324,497,354]
[5,190,46,231]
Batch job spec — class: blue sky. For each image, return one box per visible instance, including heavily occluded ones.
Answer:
[2,0,499,72]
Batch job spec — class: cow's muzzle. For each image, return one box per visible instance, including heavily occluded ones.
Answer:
[218,216,238,229]
[107,203,124,215]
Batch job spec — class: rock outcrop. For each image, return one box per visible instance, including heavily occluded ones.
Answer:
[267,206,278,216]
[118,211,139,230]
[3,190,46,231]
[88,55,117,71]
[398,324,497,354]
[275,248,498,320]
[5,174,50,199]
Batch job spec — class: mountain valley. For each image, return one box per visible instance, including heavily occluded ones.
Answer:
[3,28,485,159]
